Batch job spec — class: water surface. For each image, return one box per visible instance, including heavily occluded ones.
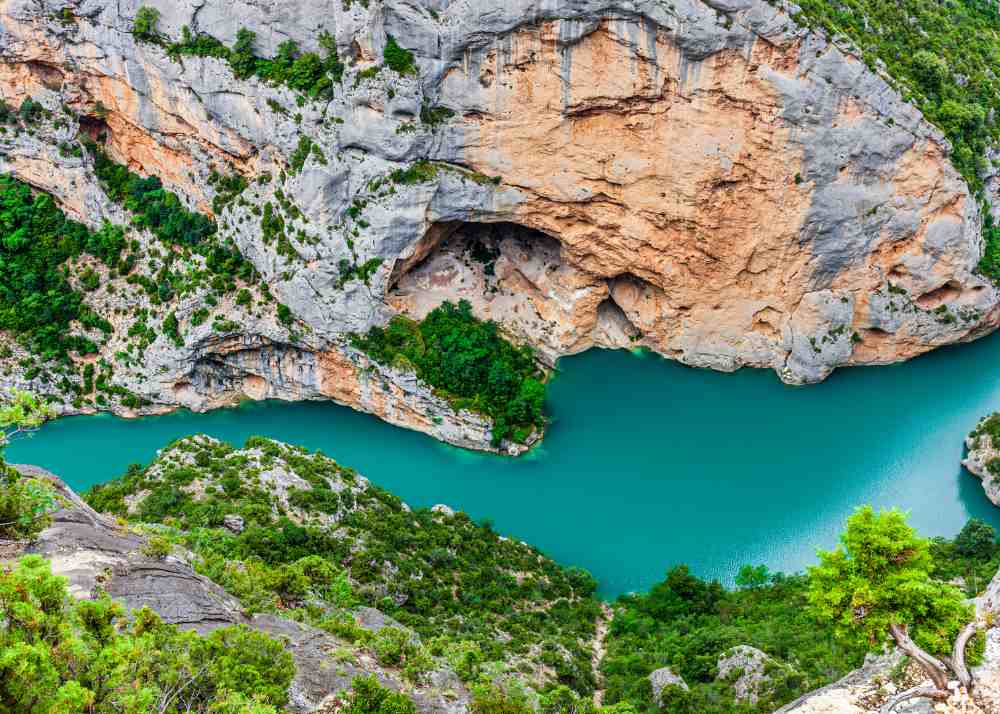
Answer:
[14,337,1000,596]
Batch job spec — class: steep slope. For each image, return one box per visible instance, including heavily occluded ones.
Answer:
[4,464,472,713]
[0,0,997,450]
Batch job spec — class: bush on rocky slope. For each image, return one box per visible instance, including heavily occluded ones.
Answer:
[133,7,345,100]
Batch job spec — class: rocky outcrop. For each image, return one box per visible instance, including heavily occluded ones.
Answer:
[716,644,781,705]
[0,0,998,450]
[963,414,1000,507]
[649,666,688,705]
[1,464,471,714]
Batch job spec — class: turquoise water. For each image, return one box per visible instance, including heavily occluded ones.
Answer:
[12,337,1000,597]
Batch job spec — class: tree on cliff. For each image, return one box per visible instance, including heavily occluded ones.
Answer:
[808,506,984,712]
[0,390,56,540]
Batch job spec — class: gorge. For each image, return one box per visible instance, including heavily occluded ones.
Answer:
[11,336,1000,598]
[5,0,1000,712]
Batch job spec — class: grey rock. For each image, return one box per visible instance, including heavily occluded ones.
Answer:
[963,415,1000,507]
[716,645,777,705]
[222,513,245,534]
[649,666,688,705]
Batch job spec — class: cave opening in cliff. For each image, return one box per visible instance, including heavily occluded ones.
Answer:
[78,113,109,144]
[388,220,564,307]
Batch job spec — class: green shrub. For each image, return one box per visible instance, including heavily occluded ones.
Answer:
[383,35,417,76]
[162,311,183,348]
[340,675,416,714]
[954,518,998,559]
[132,6,161,43]
[0,463,56,540]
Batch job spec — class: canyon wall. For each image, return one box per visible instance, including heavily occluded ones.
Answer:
[0,0,997,448]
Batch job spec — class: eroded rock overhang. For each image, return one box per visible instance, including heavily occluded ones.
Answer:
[0,0,995,427]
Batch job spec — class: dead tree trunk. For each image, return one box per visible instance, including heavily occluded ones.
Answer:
[888,622,950,691]
[881,620,984,714]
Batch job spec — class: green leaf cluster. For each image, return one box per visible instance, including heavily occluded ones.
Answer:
[807,506,972,656]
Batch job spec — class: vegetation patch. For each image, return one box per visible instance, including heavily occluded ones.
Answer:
[0,555,294,713]
[603,507,996,713]
[133,7,344,99]
[89,143,256,290]
[383,35,417,76]
[352,300,546,445]
[0,175,121,358]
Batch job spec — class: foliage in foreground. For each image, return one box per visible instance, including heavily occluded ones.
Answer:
[352,300,546,444]
[782,0,1000,280]
[808,507,973,657]
[0,555,293,713]
[0,390,56,540]
[808,507,985,709]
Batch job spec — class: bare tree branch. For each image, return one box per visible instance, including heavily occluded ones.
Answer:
[880,684,950,714]
[888,622,950,691]
[951,621,978,691]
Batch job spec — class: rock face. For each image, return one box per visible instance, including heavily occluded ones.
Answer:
[716,644,778,705]
[648,665,688,705]
[963,414,1000,507]
[1,465,470,714]
[0,0,998,449]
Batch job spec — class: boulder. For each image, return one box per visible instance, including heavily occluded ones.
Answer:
[716,645,776,705]
[649,666,688,706]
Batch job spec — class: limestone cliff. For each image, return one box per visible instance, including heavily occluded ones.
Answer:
[0,0,997,450]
